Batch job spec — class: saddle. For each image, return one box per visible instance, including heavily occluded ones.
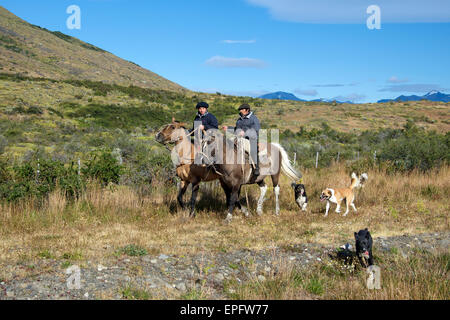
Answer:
[234,137,269,166]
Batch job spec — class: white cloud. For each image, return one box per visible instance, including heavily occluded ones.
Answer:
[246,0,450,23]
[387,76,409,83]
[221,40,256,44]
[205,56,267,68]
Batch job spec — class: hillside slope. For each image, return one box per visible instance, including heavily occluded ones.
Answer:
[0,6,185,91]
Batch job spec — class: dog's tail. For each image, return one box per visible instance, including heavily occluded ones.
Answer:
[350,172,359,189]
[272,143,302,182]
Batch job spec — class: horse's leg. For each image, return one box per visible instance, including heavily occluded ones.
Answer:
[235,186,249,217]
[271,174,281,215]
[225,186,240,223]
[189,181,200,217]
[256,180,268,216]
[220,180,232,209]
[177,180,190,209]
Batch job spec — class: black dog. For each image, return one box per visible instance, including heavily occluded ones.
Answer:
[354,228,374,268]
[291,183,308,211]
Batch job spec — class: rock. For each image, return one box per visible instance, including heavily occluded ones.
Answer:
[164,282,173,290]
[6,290,14,297]
[159,254,169,260]
[175,282,186,291]
[84,292,89,298]
[150,259,158,264]
[97,264,107,272]
[257,275,266,282]
[215,273,225,282]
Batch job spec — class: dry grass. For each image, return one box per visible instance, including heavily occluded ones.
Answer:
[0,165,449,285]
[227,248,449,300]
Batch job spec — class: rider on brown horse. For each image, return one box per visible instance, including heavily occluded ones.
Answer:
[190,102,218,165]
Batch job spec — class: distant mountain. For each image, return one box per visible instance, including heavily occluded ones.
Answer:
[0,6,185,91]
[378,91,450,103]
[259,92,353,104]
[259,91,305,101]
[309,98,353,104]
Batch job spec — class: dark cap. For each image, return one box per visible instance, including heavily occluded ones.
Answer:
[196,102,209,109]
[238,103,250,110]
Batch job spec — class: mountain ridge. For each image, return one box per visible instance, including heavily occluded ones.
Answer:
[378,91,450,103]
[259,91,353,104]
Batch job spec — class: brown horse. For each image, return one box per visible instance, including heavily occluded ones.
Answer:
[203,130,302,222]
[155,120,249,217]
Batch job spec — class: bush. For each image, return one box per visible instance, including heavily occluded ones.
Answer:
[0,135,7,154]
[82,151,123,186]
[379,125,449,172]
[0,158,84,202]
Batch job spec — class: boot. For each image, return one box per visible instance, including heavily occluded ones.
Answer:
[253,142,260,176]
[253,164,260,176]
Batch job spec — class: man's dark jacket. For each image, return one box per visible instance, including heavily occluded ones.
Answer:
[190,112,219,133]
[232,111,261,140]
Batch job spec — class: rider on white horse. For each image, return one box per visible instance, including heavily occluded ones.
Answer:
[223,104,261,176]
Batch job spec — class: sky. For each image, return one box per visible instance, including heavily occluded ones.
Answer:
[1,0,450,102]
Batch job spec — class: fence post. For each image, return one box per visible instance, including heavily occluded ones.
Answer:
[293,152,297,166]
[357,151,360,161]
[374,150,377,162]
[315,152,319,169]
[37,158,40,178]
[78,159,81,176]
[336,151,340,163]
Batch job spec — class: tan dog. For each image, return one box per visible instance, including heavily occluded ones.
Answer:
[320,173,368,217]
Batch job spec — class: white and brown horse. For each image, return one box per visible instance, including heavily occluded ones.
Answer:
[203,130,302,222]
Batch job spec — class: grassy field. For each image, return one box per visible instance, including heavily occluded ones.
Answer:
[0,73,448,300]
[1,164,448,299]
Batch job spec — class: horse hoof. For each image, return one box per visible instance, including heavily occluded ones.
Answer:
[224,214,233,223]
[256,210,263,216]
[241,207,249,217]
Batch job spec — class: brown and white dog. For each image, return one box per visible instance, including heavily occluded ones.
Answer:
[320,173,368,217]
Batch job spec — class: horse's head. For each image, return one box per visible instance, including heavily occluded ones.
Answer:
[155,118,187,144]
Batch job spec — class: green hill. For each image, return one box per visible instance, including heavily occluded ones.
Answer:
[0,6,185,92]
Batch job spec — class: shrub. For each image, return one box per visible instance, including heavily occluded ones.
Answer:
[0,158,84,202]
[119,244,148,257]
[0,135,7,154]
[82,151,123,186]
[378,125,449,172]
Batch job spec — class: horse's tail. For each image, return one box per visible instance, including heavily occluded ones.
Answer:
[271,143,302,182]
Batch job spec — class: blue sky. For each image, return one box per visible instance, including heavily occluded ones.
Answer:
[2,0,450,102]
